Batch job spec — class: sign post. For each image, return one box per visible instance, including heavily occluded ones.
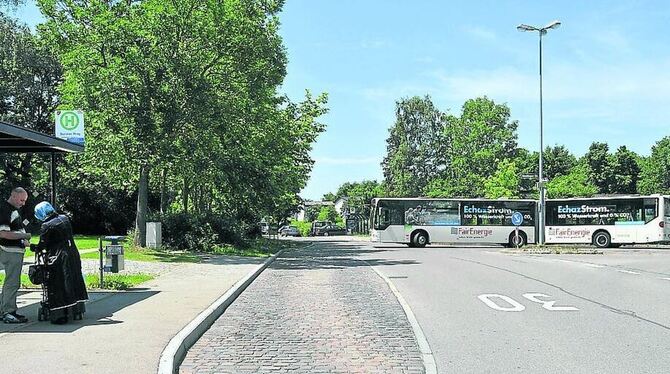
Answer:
[511,211,524,248]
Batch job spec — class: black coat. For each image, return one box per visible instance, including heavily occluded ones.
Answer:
[36,214,88,311]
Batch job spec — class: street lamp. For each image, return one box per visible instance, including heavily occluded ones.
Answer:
[517,20,561,245]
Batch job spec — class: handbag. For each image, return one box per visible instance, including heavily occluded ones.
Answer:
[28,264,46,285]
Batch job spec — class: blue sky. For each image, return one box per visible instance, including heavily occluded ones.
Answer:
[9,1,670,200]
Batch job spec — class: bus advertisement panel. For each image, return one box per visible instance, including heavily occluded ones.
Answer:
[370,198,536,247]
[545,196,666,247]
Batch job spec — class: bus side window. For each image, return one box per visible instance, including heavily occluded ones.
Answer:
[644,198,657,223]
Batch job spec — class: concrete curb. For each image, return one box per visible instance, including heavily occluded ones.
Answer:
[157,249,285,374]
[368,264,438,374]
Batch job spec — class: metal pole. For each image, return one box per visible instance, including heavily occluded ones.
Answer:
[538,31,545,245]
[50,153,56,206]
[99,237,104,288]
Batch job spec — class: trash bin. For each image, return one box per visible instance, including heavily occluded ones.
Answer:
[102,236,126,273]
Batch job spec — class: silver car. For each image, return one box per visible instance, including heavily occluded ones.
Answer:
[279,225,300,237]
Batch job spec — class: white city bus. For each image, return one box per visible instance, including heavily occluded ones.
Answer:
[545,195,670,247]
[370,198,537,247]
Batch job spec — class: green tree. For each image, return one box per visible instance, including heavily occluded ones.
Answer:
[584,142,614,194]
[317,205,339,223]
[322,192,336,201]
[610,146,641,194]
[638,137,670,194]
[0,13,61,196]
[333,180,383,218]
[39,0,327,244]
[513,148,539,198]
[0,0,23,12]
[544,145,576,180]
[484,160,520,198]
[546,164,598,198]
[426,97,518,197]
[381,96,446,197]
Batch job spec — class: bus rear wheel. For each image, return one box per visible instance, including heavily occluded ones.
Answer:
[593,231,611,248]
[412,231,428,248]
[508,231,527,248]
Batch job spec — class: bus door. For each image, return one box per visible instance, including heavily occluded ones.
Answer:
[374,201,406,243]
[664,198,670,241]
[612,198,658,243]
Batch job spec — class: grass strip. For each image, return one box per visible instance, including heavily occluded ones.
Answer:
[80,247,200,263]
[502,245,603,255]
[0,273,154,290]
[30,235,107,251]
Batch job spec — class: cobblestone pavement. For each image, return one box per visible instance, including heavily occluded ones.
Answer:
[180,242,425,374]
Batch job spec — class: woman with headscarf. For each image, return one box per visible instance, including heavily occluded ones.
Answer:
[33,201,88,324]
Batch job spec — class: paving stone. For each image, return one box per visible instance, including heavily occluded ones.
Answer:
[180,243,424,373]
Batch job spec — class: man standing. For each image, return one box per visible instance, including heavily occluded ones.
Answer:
[0,187,31,323]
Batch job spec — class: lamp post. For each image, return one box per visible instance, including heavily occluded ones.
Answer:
[517,20,561,245]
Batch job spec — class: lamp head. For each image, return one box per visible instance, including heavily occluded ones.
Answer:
[543,20,561,30]
[517,24,537,32]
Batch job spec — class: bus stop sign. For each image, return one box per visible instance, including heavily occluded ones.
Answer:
[511,212,524,226]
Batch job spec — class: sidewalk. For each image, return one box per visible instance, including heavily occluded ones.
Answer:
[0,255,266,374]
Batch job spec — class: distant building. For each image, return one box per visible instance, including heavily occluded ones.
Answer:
[293,200,335,221]
[334,197,349,216]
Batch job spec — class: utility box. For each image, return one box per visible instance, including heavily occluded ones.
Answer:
[146,222,162,249]
[103,236,125,273]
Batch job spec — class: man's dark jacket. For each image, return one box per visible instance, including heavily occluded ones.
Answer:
[35,214,88,311]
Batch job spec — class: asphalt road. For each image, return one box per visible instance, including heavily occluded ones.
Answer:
[309,237,670,374]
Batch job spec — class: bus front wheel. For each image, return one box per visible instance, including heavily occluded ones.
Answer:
[412,231,428,248]
[593,231,611,248]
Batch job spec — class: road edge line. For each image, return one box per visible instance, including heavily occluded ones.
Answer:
[369,265,438,374]
[157,248,286,374]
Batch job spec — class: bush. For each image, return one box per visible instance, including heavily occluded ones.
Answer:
[59,184,140,235]
[156,212,251,251]
[290,220,312,237]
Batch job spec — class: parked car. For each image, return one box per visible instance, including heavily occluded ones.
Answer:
[309,220,332,236]
[279,225,300,237]
[314,224,347,236]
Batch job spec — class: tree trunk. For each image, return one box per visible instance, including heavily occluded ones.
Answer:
[182,177,189,213]
[134,164,149,247]
[160,168,167,214]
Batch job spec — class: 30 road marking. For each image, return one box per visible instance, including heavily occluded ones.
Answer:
[477,294,525,312]
[523,293,579,311]
[478,293,578,312]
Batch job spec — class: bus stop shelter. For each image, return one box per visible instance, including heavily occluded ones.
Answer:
[0,120,84,205]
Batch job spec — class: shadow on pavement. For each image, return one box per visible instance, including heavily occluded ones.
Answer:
[198,255,267,265]
[271,241,421,270]
[1,290,158,334]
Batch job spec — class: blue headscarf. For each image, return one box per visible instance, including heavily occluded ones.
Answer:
[34,201,56,221]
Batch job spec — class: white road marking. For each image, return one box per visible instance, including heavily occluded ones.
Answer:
[617,269,640,275]
[523,293,579,311]
[554,259,605,268]
[477,294,525,312]
[660,277,670,281]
